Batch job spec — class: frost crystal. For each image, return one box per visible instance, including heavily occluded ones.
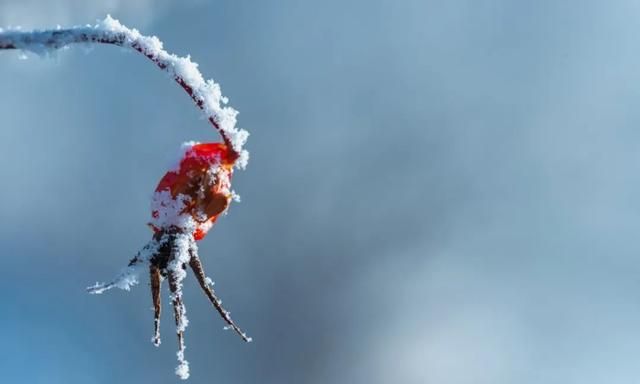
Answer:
[176,351,190,380]
[87,239,160,295]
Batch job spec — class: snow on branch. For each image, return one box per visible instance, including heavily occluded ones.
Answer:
[0,15,249,168]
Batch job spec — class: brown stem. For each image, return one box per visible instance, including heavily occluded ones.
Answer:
[150,264,162,347]
[188,247,251,342]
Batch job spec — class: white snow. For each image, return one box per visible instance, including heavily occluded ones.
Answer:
[85,266,139,294]
[152,318,162,347]
[175,350,190,380]
[150,191,198,232]
[165,231,196,380]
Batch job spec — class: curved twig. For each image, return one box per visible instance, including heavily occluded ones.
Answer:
[0,15,248,166]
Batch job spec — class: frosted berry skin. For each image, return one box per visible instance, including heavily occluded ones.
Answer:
[149,143,235,240]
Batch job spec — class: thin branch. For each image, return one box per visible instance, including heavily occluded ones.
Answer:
[0,15,249,166]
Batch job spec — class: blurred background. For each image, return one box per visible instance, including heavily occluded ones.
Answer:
[2,0,640,383]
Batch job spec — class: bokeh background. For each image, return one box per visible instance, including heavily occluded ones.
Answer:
[2,1,640,383]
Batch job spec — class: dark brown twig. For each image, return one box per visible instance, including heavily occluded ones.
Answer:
[150,264,162,346]
[188,247,251,342]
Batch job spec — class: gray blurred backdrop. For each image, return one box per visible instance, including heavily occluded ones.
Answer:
[2,1,640,383]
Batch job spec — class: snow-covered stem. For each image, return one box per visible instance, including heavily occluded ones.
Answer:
[86,239,160,294]
[0,15,249,168]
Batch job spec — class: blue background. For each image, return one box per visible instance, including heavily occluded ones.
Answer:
[2,1,640,383]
